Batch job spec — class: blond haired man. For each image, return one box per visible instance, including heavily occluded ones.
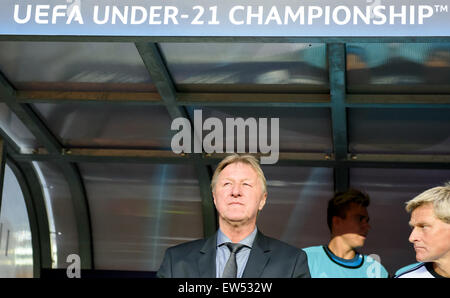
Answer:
[157,154,310,278]
[395,183,450,278]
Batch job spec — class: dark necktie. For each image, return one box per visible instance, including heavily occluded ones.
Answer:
[222,242,246,278]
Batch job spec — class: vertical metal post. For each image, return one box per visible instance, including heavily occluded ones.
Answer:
[58,162,93,269]
[328,43,349,192]
[6,159,53,277]
[0,71,93,269]
[0,138,6,214]
[135,42,217,237]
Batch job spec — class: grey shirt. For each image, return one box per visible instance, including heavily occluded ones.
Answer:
[215,227,258,278]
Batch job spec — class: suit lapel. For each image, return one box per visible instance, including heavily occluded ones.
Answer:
[242,231,271,278]
[198,233,217,278]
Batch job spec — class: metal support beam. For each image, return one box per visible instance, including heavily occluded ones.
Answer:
[346,94,450,105]
[58,162,93,269]
[8,150,450,168]
[135,42,217,237]
[345,153,450,168]
[0,127,21,154]
[0,71,93,269]
[1,35,450,43]
[0,138,6,213]
[0,72,62,154]
[328,43,349,192]
[10,148,190,164]
[6,158,52,277]
[7,155,93,270]
[202,153,337,168]
[2,90,448,109]
[177,93,331,107]
[14,90,163,105]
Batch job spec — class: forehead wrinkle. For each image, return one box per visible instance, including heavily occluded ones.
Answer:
[220,177,256,184]
[410,216,434,227]
[219,168,257,181]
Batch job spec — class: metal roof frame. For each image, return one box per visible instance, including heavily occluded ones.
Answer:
[135,42,217,237]
[1,36,450,43]
[0,34,449,272]
[6,158,52,277]
[0,72,94,270]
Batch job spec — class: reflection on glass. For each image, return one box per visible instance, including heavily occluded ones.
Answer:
[0,165,33,277]
[32,162,58,268]
[346,43,450,93]
[32,103,173,149]
[0,103,39,153]
[0,41,154,91]
[32,162,79,268]
[257,166,333,249]
[160,43,328,92]
[79,163,203,271]
[187,106,332,153]
[348,108,450,154]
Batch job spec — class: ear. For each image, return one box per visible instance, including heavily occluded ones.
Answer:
[258,192,267,211]
[212,191,217,208]
[332,216,341,230]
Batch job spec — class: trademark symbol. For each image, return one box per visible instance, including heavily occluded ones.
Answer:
[434,5,448,13]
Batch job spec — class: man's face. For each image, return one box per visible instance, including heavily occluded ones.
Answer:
[334,203,371,249]
[213,162,267,227]
[409,203,450,263]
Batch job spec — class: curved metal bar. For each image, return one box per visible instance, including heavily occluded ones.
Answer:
[6,158,52,277]
[58,162,93,269]
[1,72,93,270]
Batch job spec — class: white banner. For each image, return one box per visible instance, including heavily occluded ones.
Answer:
[1,0,449,36]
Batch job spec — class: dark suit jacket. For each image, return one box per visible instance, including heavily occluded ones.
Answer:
[157,230,310,278]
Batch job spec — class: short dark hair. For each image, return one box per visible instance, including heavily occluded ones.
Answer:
[327,189,370,232]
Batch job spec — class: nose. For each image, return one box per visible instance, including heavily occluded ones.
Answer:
[409,227,418,243]
[231,183,242,197]
[361,219,370,232]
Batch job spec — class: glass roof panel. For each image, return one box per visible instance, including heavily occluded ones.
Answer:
[32,162,79,269]
[0,42,154,92]
[187,106,332,153]
[79,163,203,271]
[0,102,39,152]
[257,166,334,249]
[32,103,173,149]
[350,168,450,274]
[349,108,450,154]
[347,43,450,93]
[160,43,329,92]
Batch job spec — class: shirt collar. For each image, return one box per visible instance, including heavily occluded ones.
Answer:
[217,227,258,248]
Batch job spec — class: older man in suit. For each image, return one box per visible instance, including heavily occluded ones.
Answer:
[157,154,310,278]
